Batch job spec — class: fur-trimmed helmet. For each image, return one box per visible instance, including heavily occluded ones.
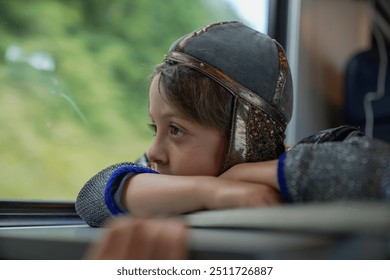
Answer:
[165,21,293,171]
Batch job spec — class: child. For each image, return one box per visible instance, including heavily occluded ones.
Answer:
[76,21,293,227]
[76,21,390,229]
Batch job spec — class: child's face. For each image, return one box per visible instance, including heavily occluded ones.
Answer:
[147,74,227,176]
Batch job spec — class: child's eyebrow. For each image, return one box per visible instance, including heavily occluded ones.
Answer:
[149,111,182,121]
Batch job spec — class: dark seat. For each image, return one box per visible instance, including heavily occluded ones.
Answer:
[344,42,390,142]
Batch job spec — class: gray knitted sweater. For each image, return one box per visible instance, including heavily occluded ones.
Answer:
[281,135,389,202]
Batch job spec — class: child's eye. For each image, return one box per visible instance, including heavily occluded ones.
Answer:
[170,125,184,137]
[148,124,157,136]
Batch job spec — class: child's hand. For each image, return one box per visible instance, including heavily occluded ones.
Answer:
[85,218,188,260]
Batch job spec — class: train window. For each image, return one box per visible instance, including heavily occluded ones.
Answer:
[0,0,269,200]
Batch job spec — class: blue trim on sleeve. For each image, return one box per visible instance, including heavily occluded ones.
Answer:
[113,173,134,213]
[277,152,293,203]
[104,165,159,215]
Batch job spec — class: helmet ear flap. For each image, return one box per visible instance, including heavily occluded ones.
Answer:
[220,97,286,173]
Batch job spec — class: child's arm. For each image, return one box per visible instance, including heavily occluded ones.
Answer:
[219,160,279,190]
[122,172,280,217]
[75,161,280,226]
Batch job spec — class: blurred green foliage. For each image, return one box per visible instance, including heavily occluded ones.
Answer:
[0,0,241,200]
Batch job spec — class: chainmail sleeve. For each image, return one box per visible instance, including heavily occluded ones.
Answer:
[282,136,390,202]
[75,162,135,227]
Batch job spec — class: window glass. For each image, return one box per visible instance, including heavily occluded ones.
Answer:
[0,0,268,200]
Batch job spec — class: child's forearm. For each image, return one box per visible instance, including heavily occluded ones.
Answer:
[123,173,280,217]
[219,160,279,190]
[122,174,209,217]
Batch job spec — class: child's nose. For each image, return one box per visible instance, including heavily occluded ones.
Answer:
[146,137,168,166]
